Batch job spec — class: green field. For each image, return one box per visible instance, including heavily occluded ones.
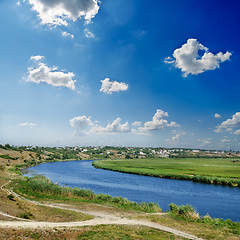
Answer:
[92,158,240,187]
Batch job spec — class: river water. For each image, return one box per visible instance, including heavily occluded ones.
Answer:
[23,160,240,222]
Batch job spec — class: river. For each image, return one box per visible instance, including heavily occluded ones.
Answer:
[23,160,240,222]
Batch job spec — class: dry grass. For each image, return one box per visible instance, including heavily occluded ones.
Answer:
[0,225,187,240]
[135,214,240,240]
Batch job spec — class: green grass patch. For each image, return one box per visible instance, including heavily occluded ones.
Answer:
[0,154,16,160]
[12,175,161,213]
[92,158,240,187]
[168,203,240,235]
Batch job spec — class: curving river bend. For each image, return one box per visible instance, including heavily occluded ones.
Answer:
[23,160,240,222]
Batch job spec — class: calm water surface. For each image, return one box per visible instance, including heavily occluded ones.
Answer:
[23,160,240,222]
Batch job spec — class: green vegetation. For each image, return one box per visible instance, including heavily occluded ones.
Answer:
[93,158,240,187]
[7,194,15,201]
[13,175,161,213]
[168,203,240,236]
[0,154,16,160]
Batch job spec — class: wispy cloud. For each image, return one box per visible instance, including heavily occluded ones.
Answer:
[61,31,74,39]
[18,122,36,128]
[84,28,94,38]
[215,113,221,118]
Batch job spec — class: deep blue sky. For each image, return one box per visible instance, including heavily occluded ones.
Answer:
[1,0,240,150]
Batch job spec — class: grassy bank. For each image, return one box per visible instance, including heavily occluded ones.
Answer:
[92,158,240,187]
[0,225,187,240]
[12,175,161,213]
[137,204,240,240]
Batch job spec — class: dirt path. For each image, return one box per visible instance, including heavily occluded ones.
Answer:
[0,179,204,240]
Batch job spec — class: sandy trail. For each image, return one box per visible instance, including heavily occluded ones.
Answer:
[0,178,204,240]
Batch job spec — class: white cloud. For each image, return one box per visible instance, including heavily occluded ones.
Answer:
[215,113,221,118]
[84,28,94,38]
[61,31,74,38]
[201,137,211,146]
[90,118,130,135]
[100,78,128,94]
[221,139,231,143]
[138,109,179,133]
[132,121,142,127]
[30,55,44,61]
[164,56,175,64]
[215,112,240,133]
[70,116,130,135]
[70,116,93,135]
[172,133,181,142]
[26,56,76,90]
[25,0,101,27]
[165,38,231,77]
[18,122,36,128]
[131,129,149,135]
[234,129,240,135]
[71,110,178,136]
[171,130,186,142]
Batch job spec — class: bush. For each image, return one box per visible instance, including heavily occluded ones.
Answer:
[7,194,15,201]
[169,203,178,213]
[18,212,33,219]
[169,203,199,219]
[95,193,113,202]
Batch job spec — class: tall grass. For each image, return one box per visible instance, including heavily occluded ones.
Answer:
[169,203,240,234]
[14,176,161,213]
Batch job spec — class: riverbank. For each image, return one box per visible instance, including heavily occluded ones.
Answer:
[0,147,240,239]
[92,158,240,187]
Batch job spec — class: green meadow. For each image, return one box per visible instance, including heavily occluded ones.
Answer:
[92,158,240,187]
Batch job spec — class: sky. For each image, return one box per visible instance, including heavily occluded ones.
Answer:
[1,0,240,150]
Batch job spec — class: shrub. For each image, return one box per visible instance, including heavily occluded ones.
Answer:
[95,193,113,202]
[169,203,178,213]
[169,203,199,220]
[18,212,33,219]
[7,194,15,201]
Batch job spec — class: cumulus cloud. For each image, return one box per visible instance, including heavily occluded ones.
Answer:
[71,110,178,136]
[215,112,240,133]
[137,109,179,133]
[18,122,36,128]
[84,28,94,38]
[70,116,93,135]
[100,78,128,94]
[26,56,76,90]
[90,118,130,134]
[170,130,186,142]
[61,31,74,38]
[172,133,181,142]
[132,121,142,127]
[70,116,130,135]
[24,0,101,26]
[165,38,231,77]
[215,113,221,118]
